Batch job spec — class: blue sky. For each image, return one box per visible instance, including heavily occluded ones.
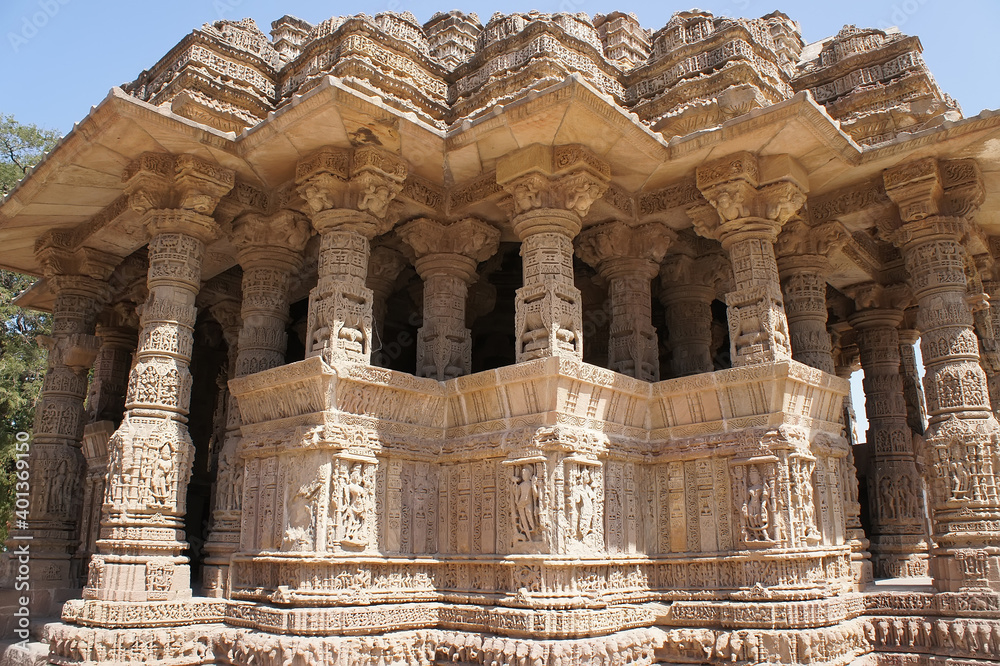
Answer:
[1,0,998,133]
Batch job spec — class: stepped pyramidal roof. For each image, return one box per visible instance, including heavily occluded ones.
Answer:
[123,9,960,147]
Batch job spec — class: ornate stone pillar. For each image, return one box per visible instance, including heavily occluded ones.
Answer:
[659,252,730,377]
[884,157,1000,591]
[367,245,407,367]
[848,284,929,578]
[84,153,234,602]
[575,221,673,381]
[7,241,113,590]
[898,320,928,436]
[776,219,848,374]
[691,152,805,366]
[296,146,406,365]
[831,334,874,588]
[398,217,500,380]
[77,422,114,588]
[86,322,138,425]
[973,257,1000,415]
[496,145,609,363]
[201,209,310,597]
[75,317,138,585]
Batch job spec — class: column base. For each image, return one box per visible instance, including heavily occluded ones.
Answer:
[199,564,228,599]
[83,555,192,602]
[929,546,1000,592]
[870,535,930,579]
[47,597,228,665]
[0,545,77,590]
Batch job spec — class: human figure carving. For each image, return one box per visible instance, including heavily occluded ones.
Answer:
[571,466,597,540]
[149,443,173,504]
[742,466,772,541]
[340,463,370,544]
[513,465,541,542]
[48,458,69,515]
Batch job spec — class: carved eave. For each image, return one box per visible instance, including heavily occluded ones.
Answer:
[0,87,245,278]
[445,74,669,196]
[238,75,444,193]
[4,68,1000,297]
[11,276,55,312]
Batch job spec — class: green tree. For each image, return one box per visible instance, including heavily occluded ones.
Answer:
[0,114,60,543]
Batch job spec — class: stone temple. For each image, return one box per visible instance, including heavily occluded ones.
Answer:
[2,7,1000,666]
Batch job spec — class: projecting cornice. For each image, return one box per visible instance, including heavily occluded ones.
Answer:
[2,73,1000,290]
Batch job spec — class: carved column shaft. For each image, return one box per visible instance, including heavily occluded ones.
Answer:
[88,212,219,602]
[832,340,873,588]
[694,153,804,367]
[660,252,729,378]
[399,217,500,380]
[77,421,115,588]
[497,145,610,364]
[367,246,406,367]
[516,215,583,362]
[203,211,308,597]
[908,232,993,424]
[725,234,791,366]
[14,274,107,588]
[87,325,138,424]
[781,263,835,374]
[605,263,658,380]
[576,221,671,381]
[74,324,136,585]
[236,263,294,375]
[979,275,1000,414]
[417,263,471,379]
[306,223,374,364]
[850,308,929,578]
[662,288,715,377]
[898,327,927,436]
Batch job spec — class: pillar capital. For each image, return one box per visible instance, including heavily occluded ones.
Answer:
[660,251,731,297]
[775,219,850,272]
[35,234,120,284]
[575,221,674,280]
[123,152,235,217]
[693,152,808,247]
[883,158,984,226]
[398,217,501,283]
[142,208,221,245]
[497,144,610,225]
[846,282,911,319]
[295,145,407,235]
[367,245,408,298]
[232,209,311,270]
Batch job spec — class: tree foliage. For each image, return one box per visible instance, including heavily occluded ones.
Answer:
[0,114,60,543]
